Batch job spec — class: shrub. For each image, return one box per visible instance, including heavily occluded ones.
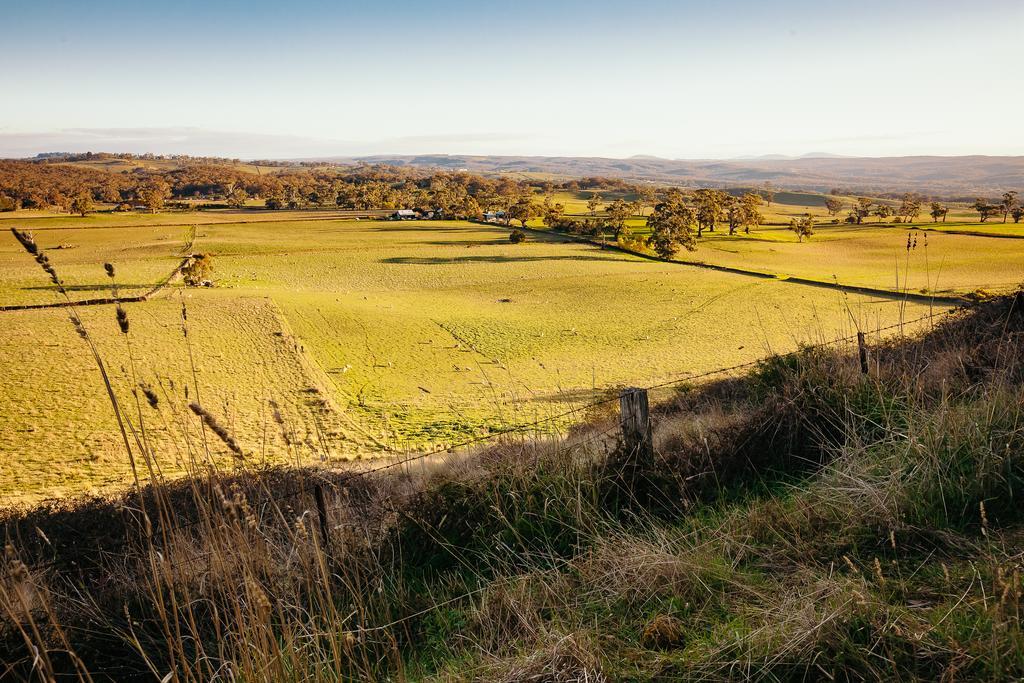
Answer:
[181,253,213,286]
[509,229,526,244]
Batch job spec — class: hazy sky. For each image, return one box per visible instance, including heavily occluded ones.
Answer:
[2,0,1021,159]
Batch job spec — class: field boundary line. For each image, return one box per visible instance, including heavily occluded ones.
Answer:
[0,255,192,312]
[907,225,1024,240]
[0,209,396,232]
[506,222,974,305]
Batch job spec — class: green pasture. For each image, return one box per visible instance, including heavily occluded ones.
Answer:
[546,188,986,225]
[616,224,1023,296]
[0,213,975,504]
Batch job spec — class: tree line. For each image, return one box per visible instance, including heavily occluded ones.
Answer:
[821,191,1022,225]
[535,188,766,258]
[0,159,657,218]
[2,157,1020,230]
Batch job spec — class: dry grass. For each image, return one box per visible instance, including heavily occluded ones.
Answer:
[2,285,1023,681]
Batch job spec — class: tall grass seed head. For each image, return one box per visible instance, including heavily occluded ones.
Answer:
[116,306,130,334]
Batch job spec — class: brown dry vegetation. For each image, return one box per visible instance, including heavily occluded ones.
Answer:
[2,290,1024,681]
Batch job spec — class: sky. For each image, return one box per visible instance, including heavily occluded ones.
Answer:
[1,0,1022,160]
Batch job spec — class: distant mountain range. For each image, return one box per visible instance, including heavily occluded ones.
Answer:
[321,154,1024,198]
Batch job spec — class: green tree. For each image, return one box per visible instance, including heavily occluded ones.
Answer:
[543,202,566,229]
[849,197,873,224]
[1011,206,1024,223]
[645,193,696,258]
[740,192,763,233]
[605,198,632,238]
[70,191,93,217]
[228,186,248,209]
[760,183,775,207]
[789,214,815,242]
[586,193,602,216]
[635,185,656,216]
[824,196,844,217]
[929,202,948,223]
[693,189,725,236]
[459,195,483,220]
[897,193,922,223]
[138,181,168,213]
[1001,191,1019,223]
[974,198,999,222]
[507,197,538,228]
[874,205,893,223]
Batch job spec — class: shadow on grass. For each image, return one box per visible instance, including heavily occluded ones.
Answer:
[365,225,481,234]
[23,283,158,292]
[380,254,633,265]
[415,239,510,247]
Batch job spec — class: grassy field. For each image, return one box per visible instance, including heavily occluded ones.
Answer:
[547,188,988,225]
[624,224,1023,296]
[540,191,1024,296]
[7,294,1024,681]
[0,209,991,504]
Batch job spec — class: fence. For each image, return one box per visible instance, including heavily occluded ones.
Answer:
[10,305,953,576]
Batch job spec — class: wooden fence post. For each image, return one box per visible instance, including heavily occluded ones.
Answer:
[857,332,869,375]
[313,482,332,559]
[619,387,654,467]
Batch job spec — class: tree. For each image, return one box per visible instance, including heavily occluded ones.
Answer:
[605,198,632,238]
[542,202,566,229]
[586,193,602,216]
[849,197,873,224]
[692,189,725,236]
[974,198,1000,222]
[100,184,122,204]
[824,196,844,217]
[509,228,526,244]
[1000,191,1019,223]
[635,185,656,216]
[874,205,893,223]
[138,181,168,213]
[229,186,248,209]
[507,197,539,228]
[70,191,93,217]
[789,214,814,242]
[182,254,214,286]
[761,183,775,207]
[1012,206,1024,223]
[929,202,948,223]
[49,191,70,212]
[897,193,922,223]
[645,193,696,258]
[725,194,761,235]
[459,195,483,220]
[740,192,763,233]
